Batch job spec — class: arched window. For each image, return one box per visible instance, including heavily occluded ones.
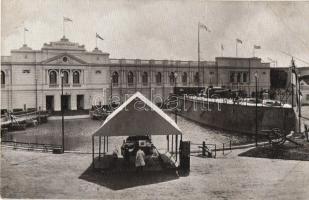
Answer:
[182,72,187,84]
[73,71,80,84]
[49,71,57,85]
[194,72,199,85]
[112,71,119,85]
[62,71,69,84]
[169,72,175,84]
[128,71,134,85]
[142,72,148,85]
[237,72,241,83]
[243,72,247,83]
[156,72,162,84]
[1,71,5,85]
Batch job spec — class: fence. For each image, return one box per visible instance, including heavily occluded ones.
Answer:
[1,141,62,153]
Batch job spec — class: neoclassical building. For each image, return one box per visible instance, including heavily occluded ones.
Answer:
[1,37,271,113]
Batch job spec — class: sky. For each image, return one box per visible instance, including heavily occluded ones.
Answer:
[1,0,309,67]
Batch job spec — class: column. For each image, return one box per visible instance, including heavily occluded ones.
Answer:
[71,94,77,110]
[54,94,61,111]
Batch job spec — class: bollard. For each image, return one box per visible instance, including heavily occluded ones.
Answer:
[214,144,216,158]
[223,143,225,155]
[202,141,206,156]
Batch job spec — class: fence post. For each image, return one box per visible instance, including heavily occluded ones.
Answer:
[214,144,216,158]
[230,140,232,151]
[202,141,206,156]
[223,143,225,155]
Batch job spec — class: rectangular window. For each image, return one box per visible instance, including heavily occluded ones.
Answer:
[307,94,309,100]
[23,69,30,73]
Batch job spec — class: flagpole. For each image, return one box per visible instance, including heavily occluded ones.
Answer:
[236,41,238,57]
[198,23,200,88]
[221,45,223,57]
[23,28,26,45]
[95,35,98,48]
[253,47,255,57]
[63,18,65,37]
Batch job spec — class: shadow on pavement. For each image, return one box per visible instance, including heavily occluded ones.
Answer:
[79,155,179,190]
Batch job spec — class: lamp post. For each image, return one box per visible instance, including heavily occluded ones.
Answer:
[254,72,258,147]
[110,76,113,108]
[174,73,178,123]
[60,72,65,153]
[298,74,301,134]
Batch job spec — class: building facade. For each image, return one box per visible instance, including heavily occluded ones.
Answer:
[1,37,271,113]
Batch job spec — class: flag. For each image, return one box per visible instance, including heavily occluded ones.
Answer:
[199,22,211,32]
[236,38,242,44]
[96,33,104,40]
[221,44,224,50]
[254,45,261,49]
[24,28,29,32]
[63,17,73,22]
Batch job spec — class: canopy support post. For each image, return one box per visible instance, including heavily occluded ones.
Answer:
[103,136,105,154]
[92,135,94,170]
[176,135,178,162]
[99,136,101,160]
[167,135,169,152]
[172,134,174,154]
[107,136,109,152]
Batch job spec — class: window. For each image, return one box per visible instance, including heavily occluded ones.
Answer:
[169,72,175,84]
[95,70,101,74]
[209,71,214,75]
[49,71,57,85]
[23,69,30,73]
[237,73,241,83]
[307,94,309,101]
[243,73,247,83]
[156,72,162,84]
[62,71,69,84]
[182,72,187,84]
[1,71,5,85]
[112,71,119,85]
[194,72,199,85]
[142,72,148,85]
[230,72,235,83]
[128,71,134,85]
[73,71,80,84]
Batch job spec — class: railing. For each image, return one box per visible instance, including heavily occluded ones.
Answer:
[1,141,62,152]
[49,84,59,88]
[72,84,81,87]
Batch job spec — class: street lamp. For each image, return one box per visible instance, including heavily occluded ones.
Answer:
[60,72,65,153]
[254,72,258,147]
[298,74,301,134]
[174,73,178,123]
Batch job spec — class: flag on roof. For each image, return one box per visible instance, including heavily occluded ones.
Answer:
[63,17,73,22]
[254,45,261,49]
[236,38,242,44]
[221,44,224,50]
[96,33,104,40]
[199,22,211,32]
[24,28,29,32]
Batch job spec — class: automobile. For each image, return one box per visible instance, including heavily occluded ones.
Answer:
[121,135,154,159]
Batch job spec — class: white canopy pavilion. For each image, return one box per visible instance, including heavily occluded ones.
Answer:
[91,92,182,168]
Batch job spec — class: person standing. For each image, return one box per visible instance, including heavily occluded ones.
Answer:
[135,148,145,172]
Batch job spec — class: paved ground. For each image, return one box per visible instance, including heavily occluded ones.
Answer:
[1,147,309,199]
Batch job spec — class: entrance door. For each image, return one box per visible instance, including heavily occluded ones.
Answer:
[46,96,54,111]
[61,95,71,111]
[77,95,84,110]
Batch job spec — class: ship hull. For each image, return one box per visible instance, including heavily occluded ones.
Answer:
[177,98,296,135]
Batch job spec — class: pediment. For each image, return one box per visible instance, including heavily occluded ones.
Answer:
[41,53,88,65]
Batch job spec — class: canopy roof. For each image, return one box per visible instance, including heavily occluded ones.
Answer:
[93,92,182,137]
